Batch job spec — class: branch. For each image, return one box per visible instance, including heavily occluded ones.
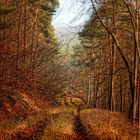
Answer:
[90,0,132,75]
[123,0,140,61]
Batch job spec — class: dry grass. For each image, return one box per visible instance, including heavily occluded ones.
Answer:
[0,107,77,140]
[1,106,139,140]
[80,109,138,140]
[0,111,48,139]
[0,89,51,139]
[47,106,77,115]
[41,107,76,140]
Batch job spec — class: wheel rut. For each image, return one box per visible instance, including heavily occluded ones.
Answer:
[10,114,59,140]
[74,108,90,140]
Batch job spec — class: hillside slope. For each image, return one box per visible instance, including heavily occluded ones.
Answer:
[0,88,49,122]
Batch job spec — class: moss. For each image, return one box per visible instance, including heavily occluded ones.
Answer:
[0,6,16,14]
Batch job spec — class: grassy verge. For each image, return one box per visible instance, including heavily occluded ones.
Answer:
[41,107,77,140]
[0,111,49,139]
[80,109,138,140]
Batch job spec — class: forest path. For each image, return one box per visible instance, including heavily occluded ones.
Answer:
[73,108,98,140]
[10,109,95,140]
[74,113,90,140]
[6,107,138,140]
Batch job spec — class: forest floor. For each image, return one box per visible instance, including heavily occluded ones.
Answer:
[0,106,139,140]
[0,90,139,140]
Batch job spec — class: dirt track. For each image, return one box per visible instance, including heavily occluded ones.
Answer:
[10,110,94,140]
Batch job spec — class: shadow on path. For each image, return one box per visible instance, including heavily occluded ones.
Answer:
[74,108,98,140]
[74,115,90,140]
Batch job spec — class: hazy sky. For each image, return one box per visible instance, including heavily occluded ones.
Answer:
[52,0,91,31]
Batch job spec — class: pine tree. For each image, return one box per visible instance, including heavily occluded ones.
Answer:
[0,6,16,29]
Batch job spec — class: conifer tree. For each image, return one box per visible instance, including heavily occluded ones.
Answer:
[0,6,16,29]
